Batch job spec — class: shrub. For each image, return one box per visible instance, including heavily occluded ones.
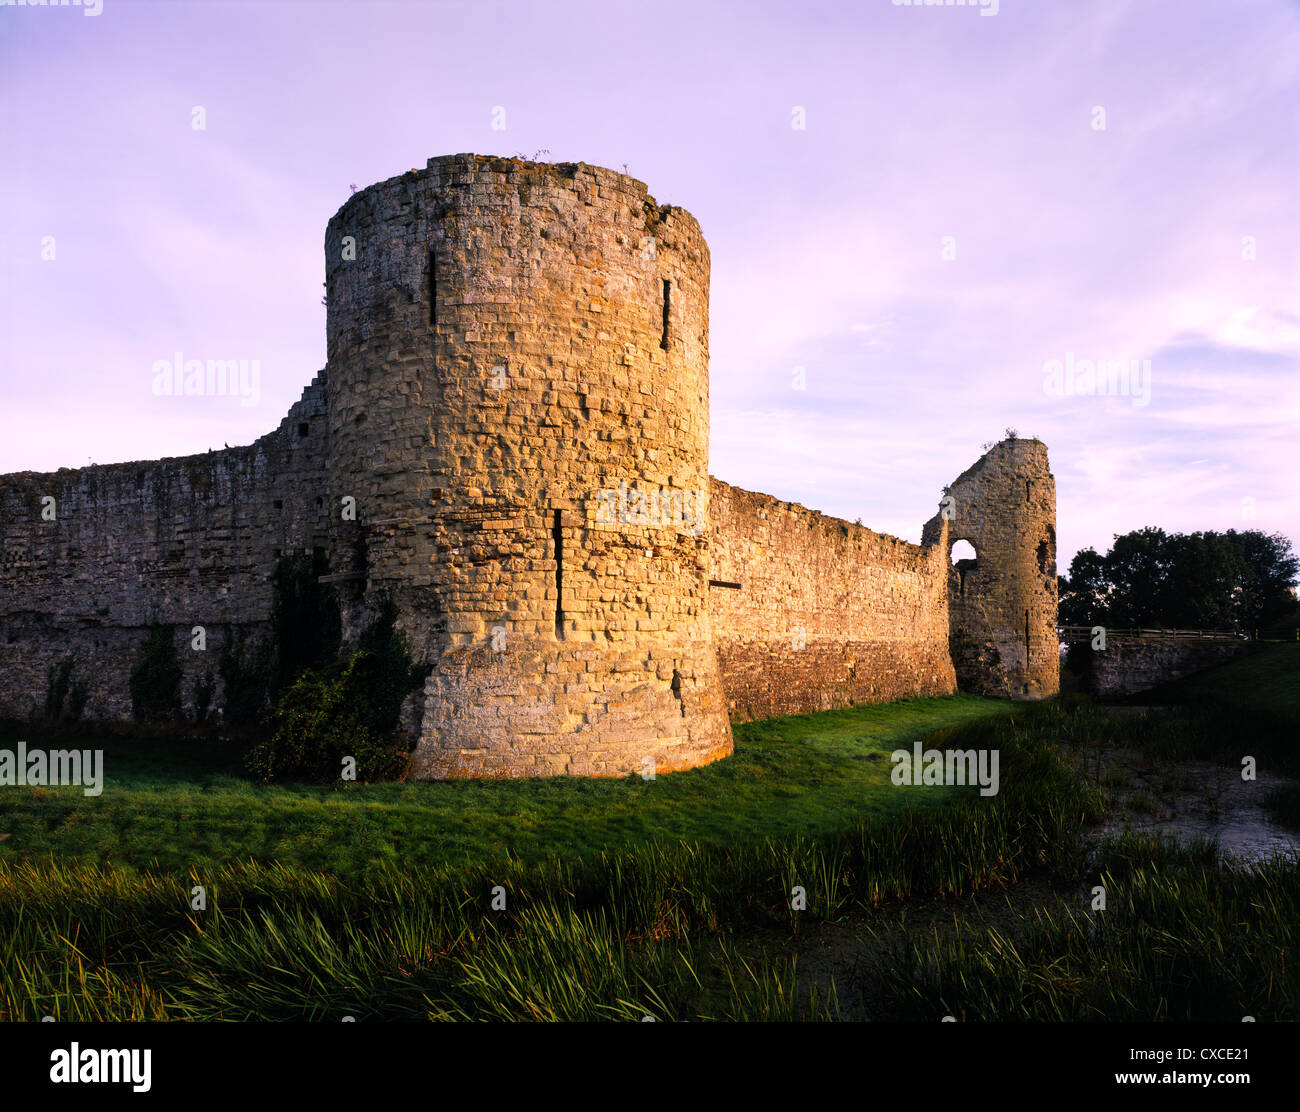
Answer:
[244,651,411,784]
[129,627,182,723]
[68,678,88,722]
[244,598,424,784]
[1064,641,1092,679]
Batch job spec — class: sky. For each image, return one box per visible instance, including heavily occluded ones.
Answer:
[1,0,1297,570]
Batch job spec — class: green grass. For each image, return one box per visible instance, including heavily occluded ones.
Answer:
[0,704,1105,1021]
[0,694,1012,874]
[3,659,1296,1022]
[862,834,1300,1021]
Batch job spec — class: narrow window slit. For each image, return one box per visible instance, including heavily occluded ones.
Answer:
[660,279,670,350]
[429,249,437,326]
[553,510,565,639]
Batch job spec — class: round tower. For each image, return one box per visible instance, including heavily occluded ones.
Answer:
[925,438,1059,699]
[324,153,733,777]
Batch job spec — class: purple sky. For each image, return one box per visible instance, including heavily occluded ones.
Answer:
[2,0,1297,570]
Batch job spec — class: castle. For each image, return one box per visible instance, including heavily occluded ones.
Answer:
[0,154,1059,777]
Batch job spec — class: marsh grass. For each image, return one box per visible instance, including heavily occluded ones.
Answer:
[0,702,1105,1021]
[860,834,1299,1020]
[3,684,1295,1022]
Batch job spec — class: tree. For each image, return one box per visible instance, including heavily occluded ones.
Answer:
[1059,547,1110,624]
[1058,528,1299,631]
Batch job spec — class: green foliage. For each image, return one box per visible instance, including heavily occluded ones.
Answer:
[353,597,426,733]
[3,664,1296,1022]
[1063,640,1092,679]
[243,651,410,785]
[68,678,88,722]
[269,551,341,697]
[214,553,341,728]
[1059,526,1300,630]
[244,597,423,784]
[129,627,182,723]
[218,629,272,727]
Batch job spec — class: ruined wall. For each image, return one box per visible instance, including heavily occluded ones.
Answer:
[325,153,732,777]
[0,375,329,721]
[1086,639,1252,698]
[708,480,956,721]
[923,439,1059,700]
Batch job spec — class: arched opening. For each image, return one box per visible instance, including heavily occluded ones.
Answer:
[950,539,978,597]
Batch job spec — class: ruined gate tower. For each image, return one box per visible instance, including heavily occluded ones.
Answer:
[924,438,1059,700]
[324,153,734,776]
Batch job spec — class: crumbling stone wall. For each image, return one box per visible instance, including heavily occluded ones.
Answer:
[923,438,1059,699]
[0,374,329,721]
[1086,639,1251,698]
[708,479,956,721]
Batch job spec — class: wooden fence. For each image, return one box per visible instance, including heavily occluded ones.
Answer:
[1057,625,1298,644]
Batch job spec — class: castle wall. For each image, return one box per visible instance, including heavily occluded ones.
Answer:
[0,154,1061,776]
[708,479,957,721]
[0,375,330,721]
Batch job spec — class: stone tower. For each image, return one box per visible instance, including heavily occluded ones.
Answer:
[324,153,734,777]
[922,438,1059,699]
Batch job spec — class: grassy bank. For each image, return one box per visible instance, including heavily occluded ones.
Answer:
[3,668,1296,1021]
[0,695,1011,873]
[0,702,1102,1021]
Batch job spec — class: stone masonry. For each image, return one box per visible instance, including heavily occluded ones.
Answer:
[1086,639,1252,698]
[0,154,1059,777]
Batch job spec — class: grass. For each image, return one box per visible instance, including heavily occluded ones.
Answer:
[2,649,1297,1022]
[0,702,1105,1021]
[0,694,1012,874]
[860,834,1299,1021]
